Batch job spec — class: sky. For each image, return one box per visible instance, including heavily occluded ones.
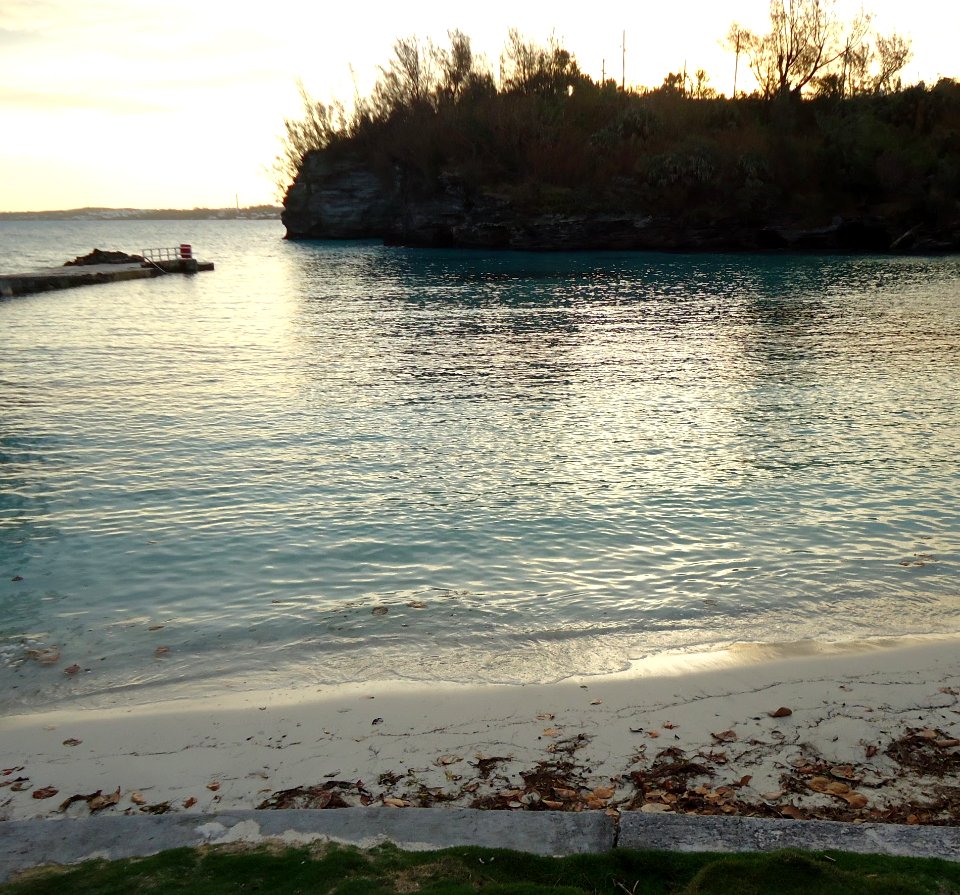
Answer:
[1,0,957,212]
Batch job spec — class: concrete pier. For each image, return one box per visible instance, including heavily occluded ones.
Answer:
[0,258,214,298]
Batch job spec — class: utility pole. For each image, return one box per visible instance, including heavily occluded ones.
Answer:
[602,59,606,84]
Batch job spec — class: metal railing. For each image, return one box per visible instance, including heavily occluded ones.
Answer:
[140,246,187,261]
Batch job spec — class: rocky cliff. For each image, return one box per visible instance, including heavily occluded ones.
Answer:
[282,155,958,254]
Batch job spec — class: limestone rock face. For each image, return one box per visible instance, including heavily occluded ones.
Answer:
[282,155,397,239]
[281,158,666,249]
[282,152,957,253]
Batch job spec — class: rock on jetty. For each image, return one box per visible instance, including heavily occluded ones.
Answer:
[63,248,146,266]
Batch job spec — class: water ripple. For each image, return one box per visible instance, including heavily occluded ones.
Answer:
[1,222,959,708]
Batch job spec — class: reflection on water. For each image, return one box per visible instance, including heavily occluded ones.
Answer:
[1,221,959,709]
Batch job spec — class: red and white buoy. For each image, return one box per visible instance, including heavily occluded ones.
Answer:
[179,243,193,260]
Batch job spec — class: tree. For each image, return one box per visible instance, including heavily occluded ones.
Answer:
[738,0,846,98]
[834,10,873,97]
[813,27,912,98]
[733,1,912,100]
[434,30,472,102]
[500,30,583,97]
[372,36,437,117]
[658,71,687,96]
[652,69,714,99]
[725,24,749,97]
[873,33,912,93]
[273,81,343,194]
[691,69,717,99]
[433,30,495,103]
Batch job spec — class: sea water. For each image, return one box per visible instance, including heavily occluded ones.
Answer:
[1,219,959,711]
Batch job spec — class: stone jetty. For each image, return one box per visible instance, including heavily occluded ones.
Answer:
[0,248,214,298]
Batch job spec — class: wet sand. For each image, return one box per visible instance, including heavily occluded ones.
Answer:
[2,635,958,825]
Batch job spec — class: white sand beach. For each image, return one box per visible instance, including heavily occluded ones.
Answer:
[2,636,958,826]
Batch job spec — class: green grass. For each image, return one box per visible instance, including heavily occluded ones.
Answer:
[3,843,959,894]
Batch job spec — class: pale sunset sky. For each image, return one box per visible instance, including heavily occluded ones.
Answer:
[1,0,956,212]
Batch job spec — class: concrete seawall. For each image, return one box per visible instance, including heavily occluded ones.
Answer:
[2,810,959,883]
[0,259,213,298]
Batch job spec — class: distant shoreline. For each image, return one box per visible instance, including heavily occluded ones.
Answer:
[0,206,281,222]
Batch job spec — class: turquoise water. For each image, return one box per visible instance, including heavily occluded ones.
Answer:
[2,219,959,710]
